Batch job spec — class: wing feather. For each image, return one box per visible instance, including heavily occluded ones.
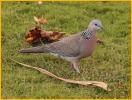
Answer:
[45,34,81,57]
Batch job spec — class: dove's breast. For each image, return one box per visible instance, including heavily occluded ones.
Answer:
[79,33,97,58]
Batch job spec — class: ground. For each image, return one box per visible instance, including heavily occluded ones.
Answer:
[1,1,131,99]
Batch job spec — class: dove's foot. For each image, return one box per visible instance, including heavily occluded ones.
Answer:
[75,68,80,73]
[70,63,80,73]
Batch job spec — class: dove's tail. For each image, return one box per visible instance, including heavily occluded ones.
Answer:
[19,46,48,53]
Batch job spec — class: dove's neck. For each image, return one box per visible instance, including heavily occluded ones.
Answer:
[81,28,96,40]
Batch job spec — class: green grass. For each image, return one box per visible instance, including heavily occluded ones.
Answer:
[1,1,131,99]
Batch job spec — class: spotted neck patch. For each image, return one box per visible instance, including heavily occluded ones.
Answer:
[81,30,92,40]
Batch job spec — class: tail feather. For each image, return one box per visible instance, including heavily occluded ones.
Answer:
[19,46,48,53]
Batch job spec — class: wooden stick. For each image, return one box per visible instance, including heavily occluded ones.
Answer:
[10,59,111,91]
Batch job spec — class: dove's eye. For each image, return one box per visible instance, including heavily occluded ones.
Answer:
[95,24,98,26]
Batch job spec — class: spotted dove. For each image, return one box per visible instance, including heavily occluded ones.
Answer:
[20,19,103,73]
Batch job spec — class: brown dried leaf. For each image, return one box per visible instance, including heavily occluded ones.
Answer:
[25,27,41,44]
[26,37,34,43]
[41,31,65,41]
[97,39,104,45]
[10,59,111,91]
[25,27,65,45]
[34,16,48,25]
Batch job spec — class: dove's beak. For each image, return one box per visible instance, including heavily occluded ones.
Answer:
[96,24,103,30]
[98,26,104,32]
[99,25,103,30]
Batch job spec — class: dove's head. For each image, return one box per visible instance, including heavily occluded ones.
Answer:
[88,19,103,31]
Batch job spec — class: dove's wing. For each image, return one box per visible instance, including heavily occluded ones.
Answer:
[20,32,82,56]
[45,34,81,57]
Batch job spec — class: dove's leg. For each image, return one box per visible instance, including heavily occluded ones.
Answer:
[72,61,80,73]
[65,57,80,73]
[70,63,73,69]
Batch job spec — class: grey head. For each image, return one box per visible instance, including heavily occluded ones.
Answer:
[81,19,103,40]
[88,19,103,31]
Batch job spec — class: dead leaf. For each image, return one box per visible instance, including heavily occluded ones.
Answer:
[25,27,41,44]
[10,59,111,91]
[41,31,65,41]
[25,27,65,45]
[97,39,104,45]
[34,16,48,25]
[26,37,34,43]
